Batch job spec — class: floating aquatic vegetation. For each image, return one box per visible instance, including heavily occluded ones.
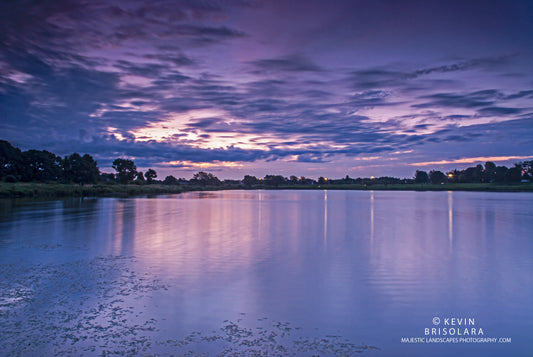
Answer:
[161,316,380,356]
[0,256,167,356]
[0,256,379,356]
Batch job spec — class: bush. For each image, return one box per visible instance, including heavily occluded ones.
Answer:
[4,175,18,183]
[163,175,179,185]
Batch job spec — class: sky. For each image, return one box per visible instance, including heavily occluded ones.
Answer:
[1,0,532,179]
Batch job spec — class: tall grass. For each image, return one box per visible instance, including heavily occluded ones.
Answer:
[0,183,185,198]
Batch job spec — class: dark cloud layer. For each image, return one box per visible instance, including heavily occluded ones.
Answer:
[250,56,324,73]
[1,0,533,177]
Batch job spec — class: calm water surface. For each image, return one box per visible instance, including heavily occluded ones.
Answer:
[0,190,532,356]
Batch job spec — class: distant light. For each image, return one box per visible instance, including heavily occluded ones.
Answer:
[324,177,328,181]
[448,173,453,177]
[370,176,375,179]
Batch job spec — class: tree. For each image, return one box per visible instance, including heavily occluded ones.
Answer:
[519,161,532,181]
[289,175,298,184]
[429,170,445,184]
[415,170,429,184]
[264,175,286,187]
[494,166,508,183]
[134,171,145,184]
[112,158,137,184]
[145,169,157,183]
[462,165,483,183]
[300,176,316,185]
[504,166,522,183]
[242,175,259,187]
[163,175,179,185]
[0,140,25,180]
[190,171,221,186]
[223,179,240,185]
[343,175,354,184]
[23,149,62,182]
[483,161,496,183]
[62,153,99,184]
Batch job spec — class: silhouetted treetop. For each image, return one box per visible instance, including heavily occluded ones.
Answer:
[190,171,221,186]
[415,170,429,184]
[429,170,445,184]
[61,153,99,184]
[242,175,259,187]
[112,158,137,184]
[264,175,286,187]
[145,169,157,183]
[163,175,179,185]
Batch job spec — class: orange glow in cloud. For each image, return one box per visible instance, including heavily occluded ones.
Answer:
[129,109,278,150]
[410,155,533,166]
[131,108,225,143]
[162,160,243,169]
[106,127,126,140]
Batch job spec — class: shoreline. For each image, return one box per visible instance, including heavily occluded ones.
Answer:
[0,183,219,199]
[1,182,532,199]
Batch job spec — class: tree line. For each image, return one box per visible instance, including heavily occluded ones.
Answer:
[1,140,531,186]
[414,161,531,185]
[1,140,100,184]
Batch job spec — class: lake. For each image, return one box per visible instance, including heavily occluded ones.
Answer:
[1,190,532,356]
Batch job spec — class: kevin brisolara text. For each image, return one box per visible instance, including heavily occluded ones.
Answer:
[400,337,510,344]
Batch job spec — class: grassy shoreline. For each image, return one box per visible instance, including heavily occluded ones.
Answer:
[1,182,532,199]
[278,182,533,192]
[0,182,217,198]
